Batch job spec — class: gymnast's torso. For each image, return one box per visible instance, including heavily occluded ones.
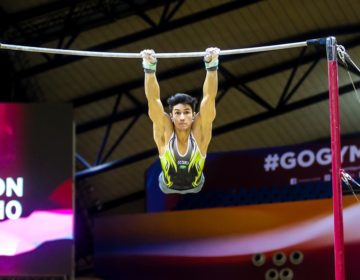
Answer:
[158,132,205,194]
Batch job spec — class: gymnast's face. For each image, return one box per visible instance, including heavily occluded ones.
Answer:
[171,104,195,131]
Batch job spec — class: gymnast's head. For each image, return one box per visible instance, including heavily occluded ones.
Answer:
[167,93,198,114]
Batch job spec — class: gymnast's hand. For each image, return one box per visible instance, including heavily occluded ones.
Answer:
[204,47,220,63]
[140,49,157,64]
[140,49,157,73]
[204,47,220,70]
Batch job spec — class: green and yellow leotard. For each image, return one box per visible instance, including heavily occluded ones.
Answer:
[159,133,205,194]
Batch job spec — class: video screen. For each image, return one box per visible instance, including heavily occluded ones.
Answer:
[0,103,74,277]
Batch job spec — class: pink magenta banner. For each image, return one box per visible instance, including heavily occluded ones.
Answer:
[0,103,74,277]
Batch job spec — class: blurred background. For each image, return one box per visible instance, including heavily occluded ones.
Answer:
[1,1,360,279]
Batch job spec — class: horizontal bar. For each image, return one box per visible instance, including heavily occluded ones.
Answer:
[0,41,309,59]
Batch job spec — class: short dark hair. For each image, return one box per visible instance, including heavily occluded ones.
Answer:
[167,93,198,112]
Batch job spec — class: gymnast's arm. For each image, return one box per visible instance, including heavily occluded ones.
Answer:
[200,69,218,123]
[144,72,164,122]
[193,48,219,152]
[141,50,172,151]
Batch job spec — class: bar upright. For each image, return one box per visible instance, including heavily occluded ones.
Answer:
[327,36,345,280]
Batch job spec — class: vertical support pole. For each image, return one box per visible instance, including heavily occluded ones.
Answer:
[326,36,345,280]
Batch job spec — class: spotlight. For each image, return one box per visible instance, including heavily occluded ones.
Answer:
[279,268,294,280]
[272,251,287,266]
[289,250,304,265]
[252,253,266,267]
[265,268,279,280]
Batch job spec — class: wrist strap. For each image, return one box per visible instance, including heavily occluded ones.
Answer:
[143,61,157,73]
[204,59,219,71]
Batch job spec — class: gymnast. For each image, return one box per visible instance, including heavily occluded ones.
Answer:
[141,47,219,194]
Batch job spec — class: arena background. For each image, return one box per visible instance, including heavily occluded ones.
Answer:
[1,1,360,279]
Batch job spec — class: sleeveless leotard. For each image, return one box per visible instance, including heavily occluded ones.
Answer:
[159,133,205,194]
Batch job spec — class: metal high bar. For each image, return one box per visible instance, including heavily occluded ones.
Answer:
[0,39,324,59]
